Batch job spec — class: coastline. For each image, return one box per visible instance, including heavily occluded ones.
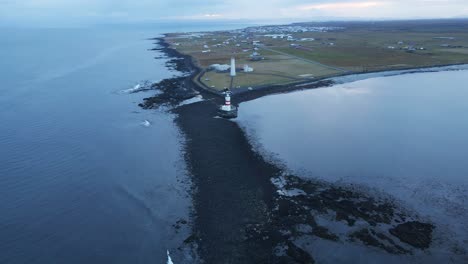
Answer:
[145,36,466,263]
[151,37,468,105]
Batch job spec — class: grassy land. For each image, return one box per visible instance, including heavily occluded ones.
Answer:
[165,19,468,91]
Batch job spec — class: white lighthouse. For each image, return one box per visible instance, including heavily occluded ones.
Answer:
[230,57,236,77]
[218,57,238,118]
[221,91,233,112]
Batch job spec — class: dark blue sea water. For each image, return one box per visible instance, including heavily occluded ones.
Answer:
[0,23,252,264]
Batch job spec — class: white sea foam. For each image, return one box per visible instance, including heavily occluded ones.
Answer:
[167,250,174,264]
[120,81,155,94]
[141,120,151,127]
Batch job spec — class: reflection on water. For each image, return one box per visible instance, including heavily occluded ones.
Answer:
[237,69,468,262]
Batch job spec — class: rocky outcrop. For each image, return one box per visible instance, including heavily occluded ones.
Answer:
[390,221,434,249]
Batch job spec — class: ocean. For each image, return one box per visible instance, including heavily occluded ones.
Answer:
[0,23,251,263]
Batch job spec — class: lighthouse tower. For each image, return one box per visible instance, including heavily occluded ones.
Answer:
[230,57,236,77]
[220,91,233,112]
[218,57,238,118]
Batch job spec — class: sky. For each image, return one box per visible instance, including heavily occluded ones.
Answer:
[1,0,468,26]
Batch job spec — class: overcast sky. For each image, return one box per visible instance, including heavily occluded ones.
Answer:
[1,0,468,26]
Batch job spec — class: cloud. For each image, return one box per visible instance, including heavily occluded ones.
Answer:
[0,0,467,26]
[299,1,384,10]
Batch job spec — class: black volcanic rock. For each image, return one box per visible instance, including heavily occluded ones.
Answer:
[286,241,315,264]
[390,221,434,249]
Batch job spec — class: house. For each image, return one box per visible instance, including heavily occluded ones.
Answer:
[250,51,260,57]
[243,65,254,72]
[209,64,230,72]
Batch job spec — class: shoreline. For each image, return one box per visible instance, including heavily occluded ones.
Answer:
[152,36,468,105]
[145,36,466,263]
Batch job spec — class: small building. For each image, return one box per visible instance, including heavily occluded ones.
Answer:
[250,56,263,61]
[243,65,254,72]
[209,64,230,72]
[250,51,260,57]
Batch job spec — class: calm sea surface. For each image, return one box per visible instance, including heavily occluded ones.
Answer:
[0,23,251,263]
[237,69,468,263]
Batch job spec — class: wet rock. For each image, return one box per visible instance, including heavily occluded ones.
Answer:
[139,77,199,109]
[351,228,411,254]
[183,233,200,244]
[312,226,339,241]
[390,221,434,249]
[286,241,315,264]
[375,232,410,254]
[335,211,356,226]
[292,181,319,194]
[351,229,382,247]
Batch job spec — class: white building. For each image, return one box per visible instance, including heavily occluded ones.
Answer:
[243,65,254,72]
[209,64,230,72]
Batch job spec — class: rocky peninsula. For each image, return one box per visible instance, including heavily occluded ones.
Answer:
[137,34,448,263]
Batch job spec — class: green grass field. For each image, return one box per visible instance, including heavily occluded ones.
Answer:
[165,20,468,91]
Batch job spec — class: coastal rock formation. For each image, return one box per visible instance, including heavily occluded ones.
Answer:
[268,175,434,255]
[138,77,199,109]
[390,221,434,249]
[143,37,438,264]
